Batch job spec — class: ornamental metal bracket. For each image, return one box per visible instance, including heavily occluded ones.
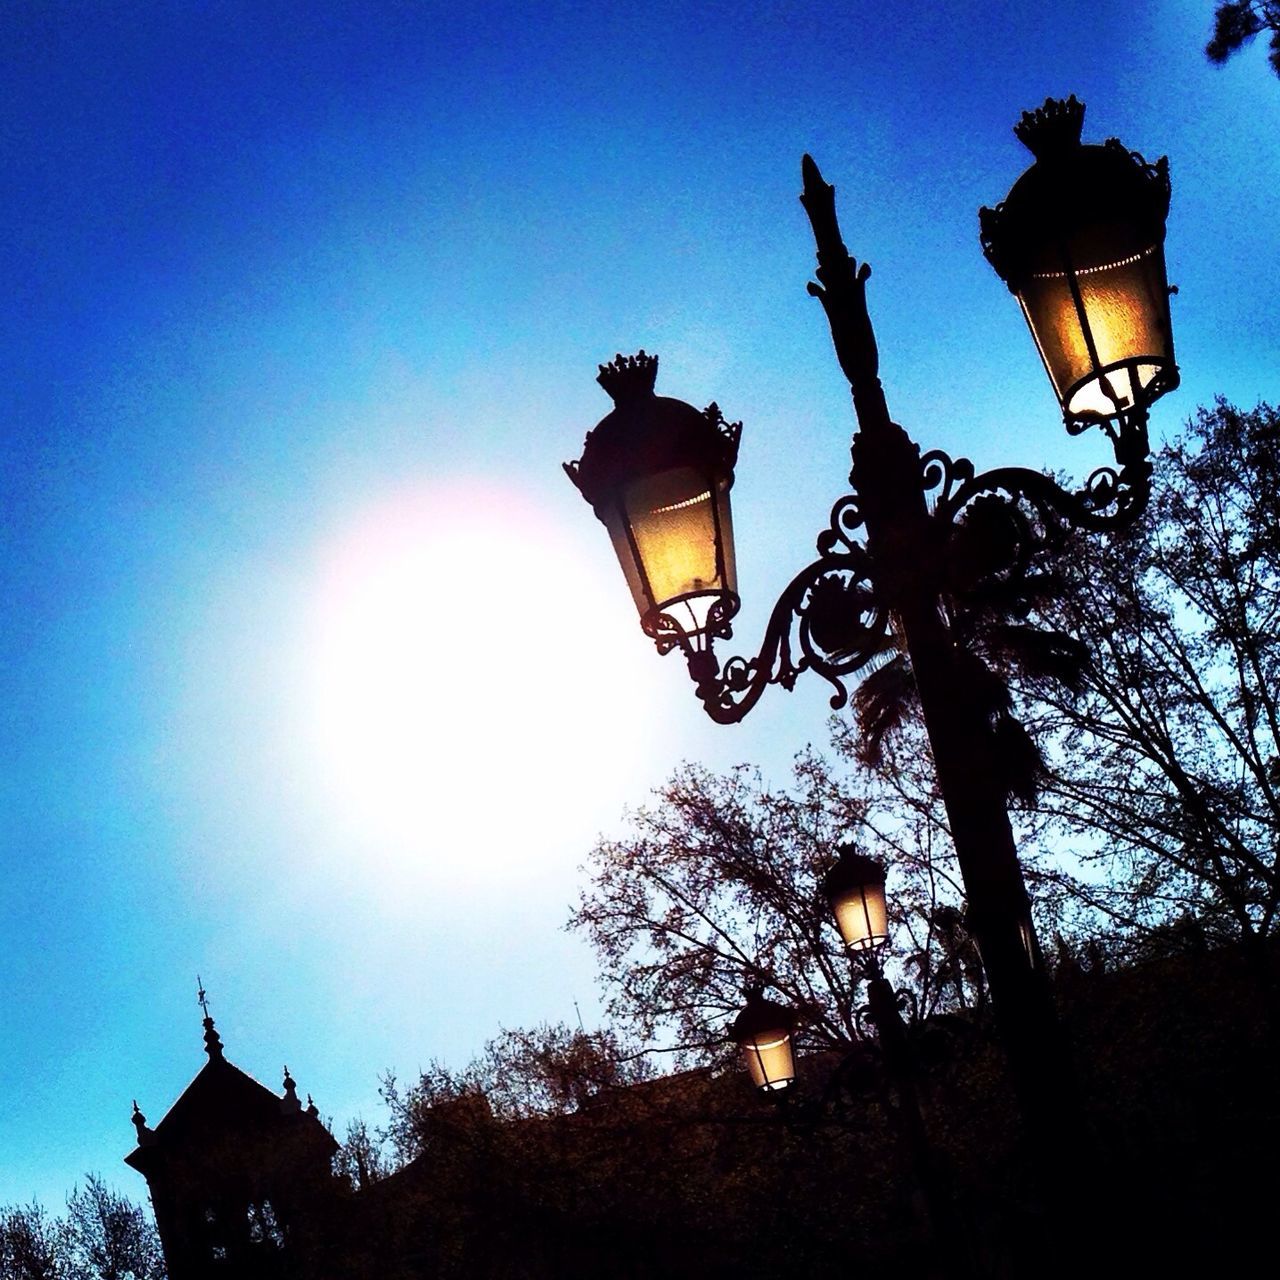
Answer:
[923,404,1153,558]
[682,493,894,724]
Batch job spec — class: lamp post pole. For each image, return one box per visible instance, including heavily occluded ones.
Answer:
[799,157,1076,1165]
[858,953,971,1279]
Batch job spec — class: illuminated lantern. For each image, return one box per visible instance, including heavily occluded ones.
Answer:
[565,352,741,651]
[980,96,1177,429]
[729,987,797,1093]
[821,846,889,953]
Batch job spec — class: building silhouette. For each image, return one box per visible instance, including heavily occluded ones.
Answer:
[125,1000,338,1279]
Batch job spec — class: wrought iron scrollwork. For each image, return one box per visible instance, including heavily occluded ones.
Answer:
[643,593,740,657]
[923,405,1152,544]
[684,494,893,724]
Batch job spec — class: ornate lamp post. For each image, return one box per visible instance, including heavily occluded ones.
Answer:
[728,985,799,1094]
[733,851,975,1276]
[566,98,1176,1183]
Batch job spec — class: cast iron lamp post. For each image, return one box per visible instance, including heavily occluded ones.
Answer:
[566,97,1176,1183]
[731,850,974,1276]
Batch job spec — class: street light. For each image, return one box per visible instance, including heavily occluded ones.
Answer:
[821,845,889,954]
[729,985,798,1093]
[732,861,973,1277]
[565,97,1175,1196]
[980,95,1176,430]
[563,351,743,650]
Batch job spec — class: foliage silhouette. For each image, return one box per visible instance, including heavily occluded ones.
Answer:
[0,1180,164,1280]
[569,749,994,1071]
[1020,401,1280,966]
[1206,1,1280,76]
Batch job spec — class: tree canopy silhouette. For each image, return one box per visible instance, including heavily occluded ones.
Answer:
[1206,1,1280,76]
[568,747,1000,1069]
[0,1178,164,1280]
[1021,401,1280,962]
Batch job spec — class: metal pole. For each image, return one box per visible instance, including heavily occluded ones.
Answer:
[799,158,1082,1201]
[861,957,976,1279]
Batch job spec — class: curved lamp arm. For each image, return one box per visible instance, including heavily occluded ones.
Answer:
[681,495,894,724]
[924,406,1152,536]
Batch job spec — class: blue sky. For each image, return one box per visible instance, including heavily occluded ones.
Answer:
[2,1,1276,1207]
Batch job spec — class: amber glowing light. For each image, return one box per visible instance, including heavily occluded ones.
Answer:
[980,96,1176,428]
[822,847,890,953]
[730,989,798,1093]
[565,352,741,648]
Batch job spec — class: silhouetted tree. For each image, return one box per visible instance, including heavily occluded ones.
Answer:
[60,1178,164,1280]
[380,1022,653,1161]
[1022,402,1280,964]
[1206,1,1280,76]
[0,1183,163,1280]
[568,750,993,1071]
[0,1204,63,1280]
[333,1118,392,1192]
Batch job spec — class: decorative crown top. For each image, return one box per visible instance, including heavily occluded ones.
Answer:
[597,350,658,404]
[1014,95,1085,159]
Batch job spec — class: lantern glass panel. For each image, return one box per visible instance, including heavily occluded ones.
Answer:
[603,465,736,631]
[832,880,889,952]
[741,1030,795,1092]
[1019,238,1171,420]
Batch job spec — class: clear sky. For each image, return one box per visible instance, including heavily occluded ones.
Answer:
[2,0,1276,1208]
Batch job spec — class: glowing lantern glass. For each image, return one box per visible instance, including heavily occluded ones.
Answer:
[980,96,1177,429]
[565,352,741,650]
[729,988,797,1093]
[821,846,889,953]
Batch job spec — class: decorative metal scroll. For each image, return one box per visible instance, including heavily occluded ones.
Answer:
[924,405,1153,543]
[682,494,893,724]
[642,592,740,657]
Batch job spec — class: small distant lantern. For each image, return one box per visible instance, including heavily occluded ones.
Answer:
[729,987,797,1093]
[821,846,889,953]
[980,96,1177,429]
[565,351,742,651]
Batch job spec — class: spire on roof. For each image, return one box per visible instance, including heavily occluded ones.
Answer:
[305,1093,319,1119]
[131,1099,158,1147]
[197,976,224,1061]
[281,1066,301,1114]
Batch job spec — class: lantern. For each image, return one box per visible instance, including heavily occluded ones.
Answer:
[980,96,1177,429]
[729,987,797,1093]
[821,846,889,953]
[565,352,741,650]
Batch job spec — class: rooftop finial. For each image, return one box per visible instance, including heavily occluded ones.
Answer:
[281,1066,301,1114]
[596,351,658,405]
[132,1100,157,1147]
[1013,95,1085,159]
[197,976,224,1060]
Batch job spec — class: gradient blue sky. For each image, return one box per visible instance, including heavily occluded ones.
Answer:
[2,1,1276,1208]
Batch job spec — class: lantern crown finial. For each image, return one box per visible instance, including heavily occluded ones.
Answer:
[821,845,886,897]
[597,350,659,404]
[1014,95,1085,159]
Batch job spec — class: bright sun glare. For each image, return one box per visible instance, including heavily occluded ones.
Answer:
[303,478,659,891]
